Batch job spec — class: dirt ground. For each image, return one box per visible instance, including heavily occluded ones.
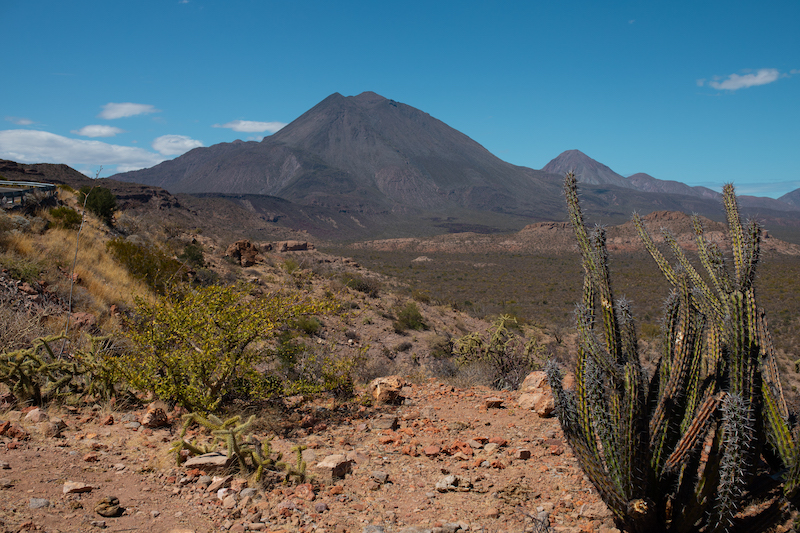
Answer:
[0,378,620,533]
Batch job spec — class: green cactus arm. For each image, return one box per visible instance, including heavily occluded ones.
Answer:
[661,229,720,318]
[713,394,755,533]
[723,184,746,284]
[633,213,679,287]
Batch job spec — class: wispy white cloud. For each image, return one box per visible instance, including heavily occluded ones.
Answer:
[151,134,203,156]
[733,180,800,198]
[5,116,34,126]
[72,125,125,138]
[0,129,165,172]
[99,102,160,119]
[213,120,286,133]
[700,68,781,91]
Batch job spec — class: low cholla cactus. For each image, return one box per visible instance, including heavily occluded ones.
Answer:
[548,173,800,532]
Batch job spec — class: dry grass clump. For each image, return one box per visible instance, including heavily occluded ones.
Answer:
[2,214,151,318]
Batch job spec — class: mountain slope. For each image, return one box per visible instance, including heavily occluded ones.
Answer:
[111,92,561,215]
[542,149,631,188]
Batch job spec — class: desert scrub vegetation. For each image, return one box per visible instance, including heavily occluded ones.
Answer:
[0,334,126,406]
[548,173,800,532]
[122,283,339,412]
[392,301,427,333]
[48,206,82,230]
[453,314,547,390]
[106,237,187,295]
[2,216,150,318]
[78,186,117,226]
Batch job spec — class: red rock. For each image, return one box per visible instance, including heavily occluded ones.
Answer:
[489,437,508,447]
[423,445,441,457]
[327,486,344,496]
[515,449,532,460]
[100,415,114,426]
[83,453,99,462]
[4,423,28,440]
[295,483,316,501]
[378,435,395,445]
[490,460,506,469]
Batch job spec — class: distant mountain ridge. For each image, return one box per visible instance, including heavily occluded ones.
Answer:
[104,91,800,240]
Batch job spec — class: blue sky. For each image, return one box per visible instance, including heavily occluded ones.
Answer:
[1,0,798,197]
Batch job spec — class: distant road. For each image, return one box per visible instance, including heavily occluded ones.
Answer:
[0,180,57,205]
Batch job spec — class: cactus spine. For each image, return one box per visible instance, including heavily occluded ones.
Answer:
[549,173,799,532]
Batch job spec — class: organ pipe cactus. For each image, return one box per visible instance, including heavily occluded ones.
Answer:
[548,173,800,532]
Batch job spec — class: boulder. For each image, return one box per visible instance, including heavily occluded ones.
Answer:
[225,240,264,267]
[369,375,406,404]
[517,370,574,418]
[141,405,169,428]
[315,454,352,483]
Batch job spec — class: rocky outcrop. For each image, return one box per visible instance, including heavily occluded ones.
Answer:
[277,240,314,252]
[225,240,268,266]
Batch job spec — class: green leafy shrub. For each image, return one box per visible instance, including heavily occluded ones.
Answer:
[106,237,186,294]
[548,174,800,532]
[49,206,82,230]
[393,301,427,333]
[454,314,545,390]
[78,186,117,225]
[122,284,334,412]
[178,242,205,268]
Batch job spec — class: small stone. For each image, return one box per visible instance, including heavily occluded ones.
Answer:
[423,445,441,457]
[515,449,532,460]
[315,455,353,483]
[484,507,500,518]
[64,481,95,494]
[0,478,13,488]
[25,408,49,423]
[371,470,389,484]
[83,453,100,462]
[295,483,316,501]
[141,406,168,428]
[29,497,51,509]
[124,422,141,430]
[185,452,232,471]
[484,397,503,409]
[208,475,233,493]
[315,502,329,513]
[95,496,122,517]
[222,494,238,509]
[372,416,399,430]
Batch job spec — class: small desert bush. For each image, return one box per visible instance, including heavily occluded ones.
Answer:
[0,252,45,284]
[178,242,205,268]
[49,206,82,230]
[392,301,427,333]
[107,237,186,294]
[78,186,117,225]
[453,314,546,390]
[339,272,380,298]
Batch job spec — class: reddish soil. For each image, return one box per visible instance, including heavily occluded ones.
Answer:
[0,380,617,533]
